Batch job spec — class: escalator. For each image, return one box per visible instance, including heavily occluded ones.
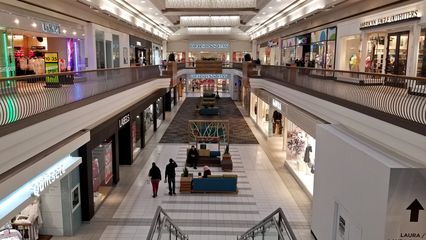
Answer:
[146,207,297,240]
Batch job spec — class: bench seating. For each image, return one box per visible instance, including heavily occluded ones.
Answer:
[191,174,238,193]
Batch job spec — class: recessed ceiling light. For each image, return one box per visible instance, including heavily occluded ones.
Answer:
[14,19,19,24]
[149,7,152,10]
[62,29,67,34]
[155,13,158,15]
[31,22,37,28]
[257,16,260,18]
[262,12,266,14]
[141,0,145,2]
[268,6,272,9]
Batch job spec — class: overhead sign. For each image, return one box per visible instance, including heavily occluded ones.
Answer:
[272,99,282,111]
[119,113,130,128]
[42,22,60,34]
[189,42,229,49]
[189,74,229,79]
[385,169,426,240]
[360,10,420,29]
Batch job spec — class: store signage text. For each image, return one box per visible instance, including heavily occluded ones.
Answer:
[360,10,420,29]
[119,113,130,128]
[272,99,282,111]
[32,165,65,197]
[189,74,229,79]
[189,43,229,49]
[42,22,60,35]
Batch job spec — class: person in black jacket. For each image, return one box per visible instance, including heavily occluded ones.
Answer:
[148,162,161,198]
[187,145,199,169]
[164,158,178,195]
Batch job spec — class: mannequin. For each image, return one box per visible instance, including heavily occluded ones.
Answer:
[365,55,372,72]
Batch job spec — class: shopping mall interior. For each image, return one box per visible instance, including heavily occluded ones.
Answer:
[0,0,425,240]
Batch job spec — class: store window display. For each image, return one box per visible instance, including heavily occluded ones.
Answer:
[91,140,114,210]
[132,115,142,159]
[366,33,386,73]
[286,121,316,195]
[144,104,154,144]
[417,28,426,77]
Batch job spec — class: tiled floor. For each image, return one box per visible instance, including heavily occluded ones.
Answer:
[53,92,315,240]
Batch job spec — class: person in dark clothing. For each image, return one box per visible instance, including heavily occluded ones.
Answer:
[187,145,199,169]
[164,158,178,195]
[203,165,211,178]
[148,162,161,198]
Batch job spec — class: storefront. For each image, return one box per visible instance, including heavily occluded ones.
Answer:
[232,51,250,62]
[129,35,152,66]
[250,89,324,196]
[87,23,129,70]
[78,90,166,221]
[336,2,425,78]
[280,28,336,69]
[0,11,85,77]
[281,38,296,66]
[164,86,177,111]
[0,155,84,237]
[187,41,231,65]
[152,43,162,65]
[258,39,280,65]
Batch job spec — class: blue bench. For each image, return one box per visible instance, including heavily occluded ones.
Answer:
[191,174,238,193]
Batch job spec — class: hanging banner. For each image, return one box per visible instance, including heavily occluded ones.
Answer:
[44,52,60,87]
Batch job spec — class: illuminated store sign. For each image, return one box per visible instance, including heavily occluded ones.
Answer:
[189,74,229,79]
[0,156,81,220]
[360,10,420,29]
[32,165,65,196]
[272,99,282,111]
[42,22,60,35]
[189,43,229,49]
[119,113,130,128]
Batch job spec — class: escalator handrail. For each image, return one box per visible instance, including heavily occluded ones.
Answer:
[146,206,189,240]
[238,208,297,240]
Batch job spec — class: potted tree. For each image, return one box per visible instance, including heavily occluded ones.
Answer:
[180,165,192,193]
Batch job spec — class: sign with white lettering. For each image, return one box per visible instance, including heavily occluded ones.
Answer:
[385,169,426,240]
[360,10,420,29]
[189,42,229,49]
[32,165,65,196]
[42,22,60,35]
[119,113,130,128]
[189,74,229,79]
[272,99,282,111]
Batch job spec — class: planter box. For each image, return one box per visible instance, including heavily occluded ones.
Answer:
[180,174,193,193]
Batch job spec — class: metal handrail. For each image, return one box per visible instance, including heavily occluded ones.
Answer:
[0,65,163,127]
[238,208,297,240]
[146,206,189,240]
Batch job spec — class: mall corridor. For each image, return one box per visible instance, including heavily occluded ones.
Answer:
[51,95,313,240]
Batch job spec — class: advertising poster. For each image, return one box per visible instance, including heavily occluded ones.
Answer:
[385,168,426,240]
[104,142,113,184]
[44,52,60,86]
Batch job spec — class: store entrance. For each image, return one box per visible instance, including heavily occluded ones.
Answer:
[385,31,409,75]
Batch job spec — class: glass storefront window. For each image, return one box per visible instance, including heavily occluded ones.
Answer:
[91,139,113,210]
[95,30,105,69]
[250,93,258,120]
[340,35,361,71]
[286,121,315,195]
[132,116,142,159]
[366,33,386,73]
[112,34,120,68]
[156,97,163,121]
[417,28,426,77]
[144,104,154,144]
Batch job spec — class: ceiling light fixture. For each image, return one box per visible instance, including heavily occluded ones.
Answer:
[166,0,255,8]
[187,27,232,34]
[31,22,37,28]
[14,19,19,24]
[180,16,240,27]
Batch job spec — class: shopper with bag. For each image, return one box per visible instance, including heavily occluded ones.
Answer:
[164,158,178,195]
[148,162,161,198]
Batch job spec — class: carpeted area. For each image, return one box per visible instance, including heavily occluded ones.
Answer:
[160,97,258,144]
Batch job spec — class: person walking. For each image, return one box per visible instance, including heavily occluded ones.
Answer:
[148,162,161,198]
[164,158,178,195]
[187,145,199,169]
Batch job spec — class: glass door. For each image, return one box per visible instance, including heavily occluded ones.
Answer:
[105,40,112,69]
[385,31,409,75]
